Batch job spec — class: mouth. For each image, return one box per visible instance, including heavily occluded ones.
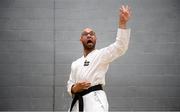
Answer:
[86,40,94,46]
[87,40,93,44]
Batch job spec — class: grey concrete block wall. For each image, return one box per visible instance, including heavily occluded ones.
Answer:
[0,0,54,111]
[0,0,180,111]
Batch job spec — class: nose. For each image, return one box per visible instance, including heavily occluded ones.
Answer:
[87,33,91,36]
[87,34,92,38]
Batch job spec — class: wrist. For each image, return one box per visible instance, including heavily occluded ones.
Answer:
[119,23,126,29]
[71,84,76,94]
[119,20,127,29]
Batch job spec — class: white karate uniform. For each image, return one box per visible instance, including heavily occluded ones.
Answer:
[67,28,131,112]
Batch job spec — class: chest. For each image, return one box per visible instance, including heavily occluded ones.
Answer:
[74,51,101,75]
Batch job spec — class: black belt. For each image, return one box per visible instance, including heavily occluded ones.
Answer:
[70,84,103,112]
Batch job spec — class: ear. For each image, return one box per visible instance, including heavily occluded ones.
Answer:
[80,37,82,44]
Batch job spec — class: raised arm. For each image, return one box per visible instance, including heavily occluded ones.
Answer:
[100,5,131,64]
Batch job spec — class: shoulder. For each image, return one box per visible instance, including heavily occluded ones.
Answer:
[92,49,101,55]
[71,57,82,67]
[95,49,100,53]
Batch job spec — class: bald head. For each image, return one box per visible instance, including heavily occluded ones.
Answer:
[83,28,93,32]
[81,28,95,37]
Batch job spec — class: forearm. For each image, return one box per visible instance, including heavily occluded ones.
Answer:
[100,28,130,64]
[114,28,131,56]
[67,80,75,96]
[114,28,130,55]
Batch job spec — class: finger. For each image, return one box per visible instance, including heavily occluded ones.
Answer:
[119,9,123,16]
[122,5,125,11]
[83,84,91,90]
[78,81,84,84]
[78,80,84,83]
[84,83,90,86]
[124,5,127,11]
[83,87,89,90]
[79,80,90,84]
[86,82,91,85]
[80,82,87,86]
[124,7,130,15]
[127,7,131,16]
[85,85,91,89]
[123,7,128,14]
[126,5,128,10]
[84,80,90,83]
[120,7,123,12]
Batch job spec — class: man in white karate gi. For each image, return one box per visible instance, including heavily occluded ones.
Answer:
[67,5,131,112]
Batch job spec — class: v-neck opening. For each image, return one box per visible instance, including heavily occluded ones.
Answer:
[83,49,96,59]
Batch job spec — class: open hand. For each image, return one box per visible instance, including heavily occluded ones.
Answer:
[119,5,131,28]
[71,81,91,93]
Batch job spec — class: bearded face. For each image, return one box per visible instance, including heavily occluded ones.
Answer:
[80,28,96,50]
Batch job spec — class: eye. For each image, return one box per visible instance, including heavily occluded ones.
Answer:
[81,31,95,36]
[89,31,95,36]
[81,32,88,36]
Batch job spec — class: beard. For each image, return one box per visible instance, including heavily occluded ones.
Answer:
[82,41,96,50]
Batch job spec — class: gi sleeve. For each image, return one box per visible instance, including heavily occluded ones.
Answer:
[100,28,131,64]
[67,62,75,96]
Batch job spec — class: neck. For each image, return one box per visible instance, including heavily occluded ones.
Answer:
[83,48,95,57]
